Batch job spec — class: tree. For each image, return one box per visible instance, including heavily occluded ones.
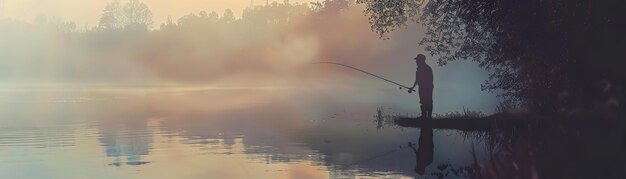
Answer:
[222,9,235,23]
[98,1,124,30]
[357,0,626,113]
[208,11,219,21]
[98,0,153,30]
[48,18,77,32]
[311,0,352,15]
[122,0,153,30]
[160,16,176,30]
[35,14,76,32]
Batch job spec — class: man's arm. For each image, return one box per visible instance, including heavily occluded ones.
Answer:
[409,70,418,93]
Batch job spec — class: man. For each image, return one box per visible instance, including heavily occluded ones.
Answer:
[408,54,434,119]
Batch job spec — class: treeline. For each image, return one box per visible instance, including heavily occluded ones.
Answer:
[0,0,393,85]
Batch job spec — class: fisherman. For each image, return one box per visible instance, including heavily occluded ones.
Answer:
[408,54,434,119]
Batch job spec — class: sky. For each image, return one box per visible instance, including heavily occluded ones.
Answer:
[1,0,315,26]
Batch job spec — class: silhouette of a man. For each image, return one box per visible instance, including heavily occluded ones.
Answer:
[409,128,434,175]
[408,54,434,119]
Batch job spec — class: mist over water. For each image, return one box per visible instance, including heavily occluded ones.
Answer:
[0,1,494,93]
[0,1,499,178]
[0,88,492,178]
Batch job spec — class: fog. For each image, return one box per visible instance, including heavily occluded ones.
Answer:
[0,0,498,112]
[1,0,314,26]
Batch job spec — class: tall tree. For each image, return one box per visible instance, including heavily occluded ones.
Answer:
[98,0,124,30]
[122,0,153,30]
[357,0,626,113]
[98,0,153,30]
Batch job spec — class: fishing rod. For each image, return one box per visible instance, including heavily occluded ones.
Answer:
[315,62,416,93]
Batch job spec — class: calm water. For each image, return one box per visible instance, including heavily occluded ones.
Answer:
[0,88,492,178]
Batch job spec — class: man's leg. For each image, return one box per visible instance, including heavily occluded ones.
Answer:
[421,86,434,119]
[426,87,434,118]
[419,88,428,118]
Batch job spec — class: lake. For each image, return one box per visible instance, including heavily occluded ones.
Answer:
[0,87,515,178]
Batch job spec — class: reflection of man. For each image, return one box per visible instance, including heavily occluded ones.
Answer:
[408,54,434,119]
[409,128,434,175]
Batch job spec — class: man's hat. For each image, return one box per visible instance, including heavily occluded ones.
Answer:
[414,54,426,61]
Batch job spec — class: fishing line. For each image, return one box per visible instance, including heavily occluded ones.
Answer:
[314,62,416,93]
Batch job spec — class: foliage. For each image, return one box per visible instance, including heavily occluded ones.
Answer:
[311,0,352,15]
[122,0,154,29]
[34,14,77,32]
[98,0,153,31]
[98,1,124,30]
[355,0,422,40]
[428,107,486,121]
[357,0,626,113]
[242,0,311,25]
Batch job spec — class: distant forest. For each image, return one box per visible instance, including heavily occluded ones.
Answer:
[0,0,382,85]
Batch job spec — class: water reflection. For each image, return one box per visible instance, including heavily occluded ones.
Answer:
[410,128,433,175]
[98,118,153,167]
[0,89,488,178]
